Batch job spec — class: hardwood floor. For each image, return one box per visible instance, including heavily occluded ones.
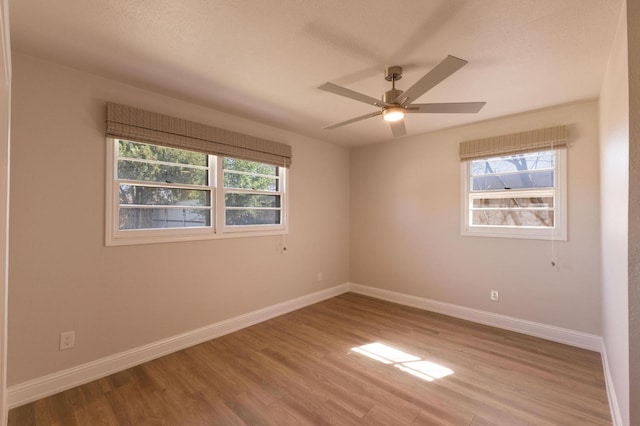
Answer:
[9,293,611,425]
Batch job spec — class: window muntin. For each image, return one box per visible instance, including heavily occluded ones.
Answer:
[107,139,287,245]
[462,149,566,240]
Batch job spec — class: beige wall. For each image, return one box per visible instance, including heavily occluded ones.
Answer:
[599,2,630,423]
[351,101,602,334]
[7,53,350,386]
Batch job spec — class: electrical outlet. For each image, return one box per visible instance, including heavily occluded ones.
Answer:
[317,272,323,281]
[490,290,499,302]
[60,331,75,351]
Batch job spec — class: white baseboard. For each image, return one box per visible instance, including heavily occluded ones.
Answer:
[351,283,623,424]
[348,283,602,352]
[600,342,623,426]
[7,283,350,409]
[8,282,612,415]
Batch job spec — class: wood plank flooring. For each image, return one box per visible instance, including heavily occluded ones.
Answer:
[9,293,612,425]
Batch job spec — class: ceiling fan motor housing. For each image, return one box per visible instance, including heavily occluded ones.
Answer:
[383,88,403,105]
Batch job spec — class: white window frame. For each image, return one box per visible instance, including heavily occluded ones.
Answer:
[217,156,286,234]
[461,149,567,240]
[106,138,288,246]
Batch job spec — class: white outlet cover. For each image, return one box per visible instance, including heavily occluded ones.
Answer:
[60,331,75,350]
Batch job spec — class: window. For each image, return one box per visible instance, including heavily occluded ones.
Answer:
[461,149,566,240]
[106,138,287,245]
[221,158,284,231]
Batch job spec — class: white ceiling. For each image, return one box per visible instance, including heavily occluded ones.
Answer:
[9,0,623,147]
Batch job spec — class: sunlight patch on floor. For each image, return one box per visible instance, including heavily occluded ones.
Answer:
[351,342,454,382]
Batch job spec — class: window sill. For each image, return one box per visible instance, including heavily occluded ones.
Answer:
[461,225,567,241]
[106,228,288,246]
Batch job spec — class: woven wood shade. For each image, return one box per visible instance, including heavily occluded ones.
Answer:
[106,103,292,167]
[459,125,568,161]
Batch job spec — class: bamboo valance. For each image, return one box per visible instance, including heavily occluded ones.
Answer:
[106,103,292,167]
[459,125,568,161]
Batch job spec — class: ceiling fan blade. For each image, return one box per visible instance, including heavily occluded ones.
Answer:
[390,120,406,137]
[318,82,386,107]
[407,102,486,113]
[395,55,468,105]
[323,111,382,130]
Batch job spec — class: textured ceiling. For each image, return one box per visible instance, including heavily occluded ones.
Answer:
[9,0,623,147]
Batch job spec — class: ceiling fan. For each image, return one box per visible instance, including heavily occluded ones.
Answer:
[319,55,486,137]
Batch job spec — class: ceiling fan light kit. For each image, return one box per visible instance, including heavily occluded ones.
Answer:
[319,55,486,137]
[382,106,405,122]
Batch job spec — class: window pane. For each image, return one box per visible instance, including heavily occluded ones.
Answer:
[119,185,210,206]
[471,151,554,176]
[118,160,207,186]
[223,157,280,191]
[224,172,278,191]
[472,170,554,190]
[471,197,554,208]
[118,140,207,166]
[119,207,211,230]
[223,173,278,191]
[471,209,554,227]
[223,157,277,175]
[225,193,280,208]
[225,209,281,226]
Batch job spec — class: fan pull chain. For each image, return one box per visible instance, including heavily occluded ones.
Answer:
[551,139,557,270]
[280,157,288,255]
